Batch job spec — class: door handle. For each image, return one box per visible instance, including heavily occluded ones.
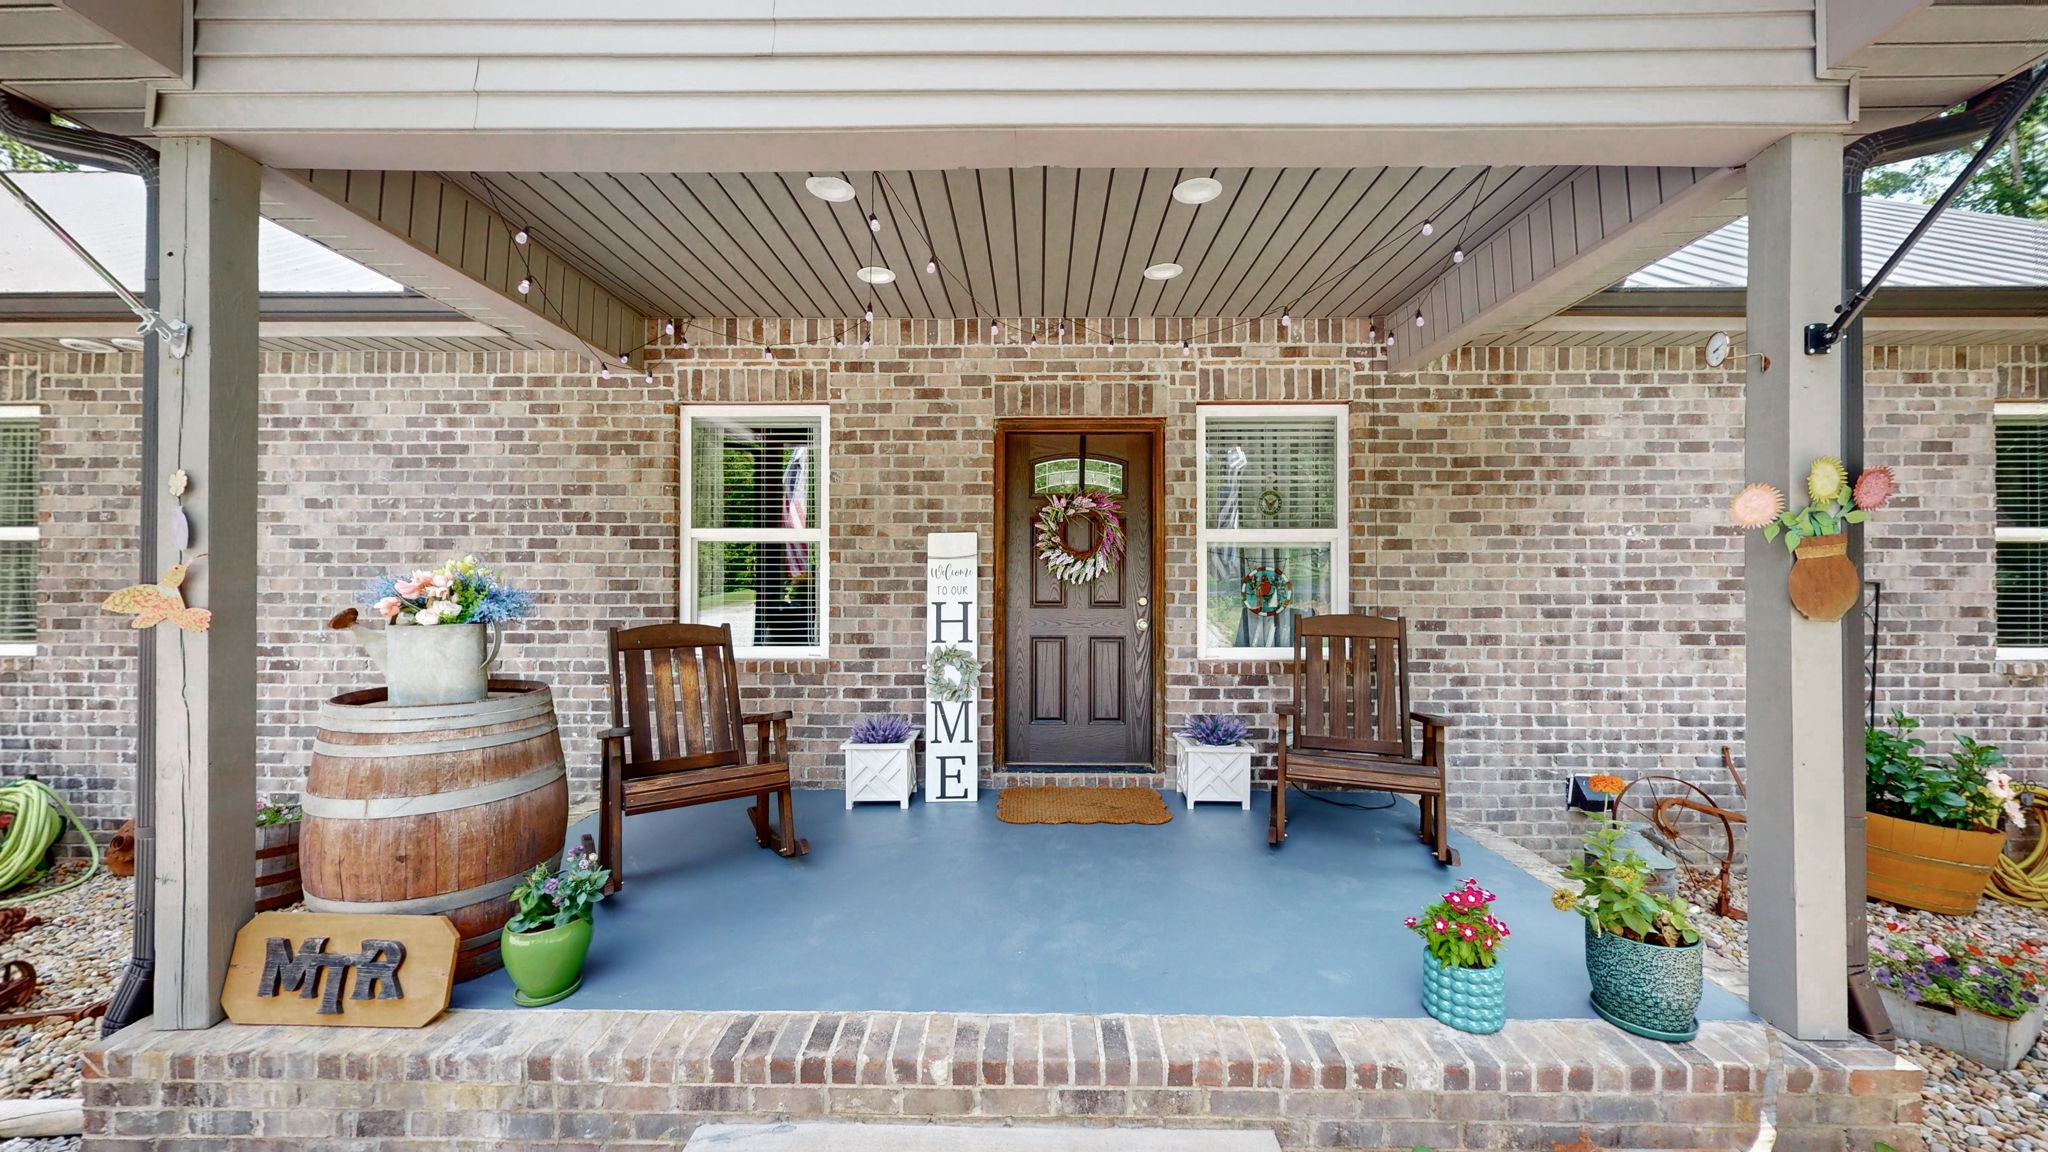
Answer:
[1136,619,1149,631]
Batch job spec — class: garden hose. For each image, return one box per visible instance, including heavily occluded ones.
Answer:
[0,778,99,907]
[1987,785,2048,910]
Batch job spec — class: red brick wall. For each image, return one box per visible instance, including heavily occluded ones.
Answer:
[3,329,2041,859]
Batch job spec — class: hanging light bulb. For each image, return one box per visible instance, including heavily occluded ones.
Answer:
[1280,310,1291,328]
[680,335,690,349]
[1451,246,1466,264]
[1029,333,1038,347]
[1367,325,1378,343]
[514,229,529,246]
[868,212,881,233]
[644,372,655,384]
[1181,339,1192,357]
[764,347,775,360]
[989,320,1000,338]
[516,277,531,295]
[864,306,875,323]
[1419,219,1434,237]
[1057,323,1066,339]
[1107,335,1116,349]
[1414,310,1426,328]
[618,352,630,363]
[600,364,611,379]
[834,335,844,348]
[664,320,676,336]
[925,258,938,275]
[861,333,871,349]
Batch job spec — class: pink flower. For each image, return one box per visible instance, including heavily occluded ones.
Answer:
[394,569,436,598]
[1433,919,1449,933]
[1460,925,1476,940]
[1404,917,1419,928]
[375,596,402,620]
[1853,466,1897,512]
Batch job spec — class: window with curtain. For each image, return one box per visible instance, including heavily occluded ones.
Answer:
[1196,405,1346,656]
[1997,404,2048,656]
[681,406,828,658]
[0,407,37,655]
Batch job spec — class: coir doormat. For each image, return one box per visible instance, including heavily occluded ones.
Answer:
[994,786,1172,826]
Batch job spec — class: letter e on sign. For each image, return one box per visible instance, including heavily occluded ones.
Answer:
[222,911,458,1028]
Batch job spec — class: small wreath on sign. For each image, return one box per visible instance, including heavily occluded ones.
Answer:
[1241,565,1293,617]
[926,644,982,704]
[1034,491,1127,585]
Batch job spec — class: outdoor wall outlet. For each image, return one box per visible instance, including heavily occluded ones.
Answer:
[1566,775,1607,813]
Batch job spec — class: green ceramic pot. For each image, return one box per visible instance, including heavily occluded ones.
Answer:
[501,916,593,1007]
[1420,950,1506,1035]
[1584,922,1702,1042]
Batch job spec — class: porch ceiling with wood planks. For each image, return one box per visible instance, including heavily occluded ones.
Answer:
[447,165,1615,324]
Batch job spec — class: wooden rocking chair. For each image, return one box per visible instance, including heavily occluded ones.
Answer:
[1270,614,1458,866]
[597,623,809,893]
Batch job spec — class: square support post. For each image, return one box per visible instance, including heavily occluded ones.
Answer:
[151,137,261,1029]
[1744,131,1853,1041]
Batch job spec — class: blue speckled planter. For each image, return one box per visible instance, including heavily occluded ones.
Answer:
[1584,922,1702,1043]
[1420,951,1506,1034]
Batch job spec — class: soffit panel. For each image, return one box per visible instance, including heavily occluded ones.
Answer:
[445,165,1584,323]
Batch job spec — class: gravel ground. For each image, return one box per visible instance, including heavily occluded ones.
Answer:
[0,866,132,1102]
[1684,870,2048,1152]
[0,1140,78,1152]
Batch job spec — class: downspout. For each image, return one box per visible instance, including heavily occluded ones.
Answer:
[0,94,161,1036]
[1830,65,2046,1046]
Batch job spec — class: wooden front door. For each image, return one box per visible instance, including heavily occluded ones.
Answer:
[1000,428,1155,768]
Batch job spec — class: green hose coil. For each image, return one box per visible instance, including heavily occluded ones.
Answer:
[0,778,100,906]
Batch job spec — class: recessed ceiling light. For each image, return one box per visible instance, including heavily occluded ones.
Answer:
[110,337,145,352]
[855,266,896,285]
[1172,177,1223,205]
[1143,262,1184,281]
[804,175,857,203]
[58,337,117,354]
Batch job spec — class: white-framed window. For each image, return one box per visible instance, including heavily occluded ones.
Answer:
[1195,404,1348,658]
[680,405,829,659]
[1997,402,2048,659]
[0,406,37,657]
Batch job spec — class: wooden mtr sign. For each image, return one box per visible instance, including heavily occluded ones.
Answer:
[221,911,458,1027]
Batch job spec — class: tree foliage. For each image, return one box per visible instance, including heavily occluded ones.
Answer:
[0,136,78,172]
[1863,89,2048,219]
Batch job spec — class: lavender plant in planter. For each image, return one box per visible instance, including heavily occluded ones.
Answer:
[1174,714,1253,810]
[842,714,921,809]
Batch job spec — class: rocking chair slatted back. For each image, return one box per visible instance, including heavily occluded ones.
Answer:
[608,623,747,777]
[1291,614,1410,759]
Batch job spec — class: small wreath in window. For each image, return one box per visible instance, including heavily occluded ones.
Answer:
[926,644,983,704]
[1257,487,1284,518]
[1241,565,1293,617]
[1034,491,1127,585]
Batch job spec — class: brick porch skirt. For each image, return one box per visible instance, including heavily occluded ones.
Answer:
[83,1010,1922,1151]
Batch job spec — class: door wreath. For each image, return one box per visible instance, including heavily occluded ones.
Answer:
[1241,565,1292,617]
[1034,492,1127,585]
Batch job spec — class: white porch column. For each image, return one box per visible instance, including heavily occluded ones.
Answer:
[152,137,261,1029]
[1744,131,1853,1041]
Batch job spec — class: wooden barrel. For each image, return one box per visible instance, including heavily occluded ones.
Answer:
[302,679,567,981]
[1866,810,2005,915]
[253,820,303,912]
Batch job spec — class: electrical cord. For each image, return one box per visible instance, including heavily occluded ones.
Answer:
[1291,783,1396,811]
[0,778,100,906]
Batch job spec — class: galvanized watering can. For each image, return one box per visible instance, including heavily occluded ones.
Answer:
[327,609,503,706]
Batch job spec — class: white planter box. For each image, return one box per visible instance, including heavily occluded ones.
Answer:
[1173,733,1253,810]
[841,731,921,809]
[1878,986,2045,1070]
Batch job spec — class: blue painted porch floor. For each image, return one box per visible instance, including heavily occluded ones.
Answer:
[452,788,1751,1022]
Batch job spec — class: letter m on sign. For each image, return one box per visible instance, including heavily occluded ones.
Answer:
[933,700,973,744]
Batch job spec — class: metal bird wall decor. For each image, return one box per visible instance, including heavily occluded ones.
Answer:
[103,558,212,633]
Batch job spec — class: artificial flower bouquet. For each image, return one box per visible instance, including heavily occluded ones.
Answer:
[1407,877,1512,969]
[363,555,535,627]
[1729,456,1897,549]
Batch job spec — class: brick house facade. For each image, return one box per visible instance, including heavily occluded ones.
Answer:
[3,320,2041,860]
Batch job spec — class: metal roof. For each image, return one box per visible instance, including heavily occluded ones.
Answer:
[1626,197,2048,289]
[0,170,405,294]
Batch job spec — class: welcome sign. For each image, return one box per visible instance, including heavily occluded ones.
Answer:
[925,532,979,802]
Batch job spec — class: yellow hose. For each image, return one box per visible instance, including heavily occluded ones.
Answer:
[1988,785,2048,910]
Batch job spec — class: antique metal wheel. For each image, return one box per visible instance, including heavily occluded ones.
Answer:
[1612,773,1745,919]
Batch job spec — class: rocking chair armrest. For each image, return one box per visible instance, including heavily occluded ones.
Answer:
[741,711,794,725]
[596,726,633,742]
[743,711,792,765]
[1273,702,1296,746]
[1408,711,1452,730]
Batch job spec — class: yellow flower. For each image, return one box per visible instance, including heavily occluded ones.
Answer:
[1807,457,1848,504]
[1603,864,1637,884]
[1728,483,1785,530]
[1551,889,1578,912]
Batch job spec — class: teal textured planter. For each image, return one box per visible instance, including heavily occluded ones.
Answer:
[1584,923,1702,1042]
[1420,951,1506,1034]
[501,916,593,1007]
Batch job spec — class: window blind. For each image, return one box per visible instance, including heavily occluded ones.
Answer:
[683,409,826,654]
[1202,415,1340,531]
[689,418,819,532]
[0,415,34,647]
[0,417,32,529]
[1997,410,2048,648]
